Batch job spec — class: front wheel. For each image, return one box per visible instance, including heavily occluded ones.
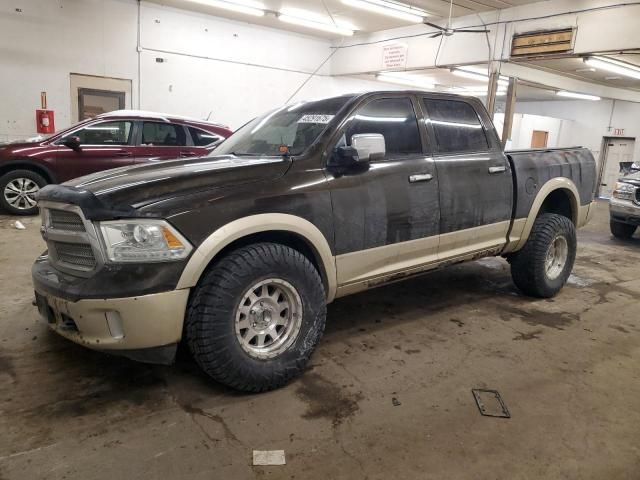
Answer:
[509,213,577,298]
[610,220,636,239]
[0,169,47,215]
[185,242,327,392]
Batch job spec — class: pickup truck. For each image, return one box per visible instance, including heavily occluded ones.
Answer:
[32,91,597,392]
[609,171,640,238]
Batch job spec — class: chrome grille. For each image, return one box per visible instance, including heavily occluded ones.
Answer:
[49,209,86,232]
[40,203,102,277]
[635,188,640,205]
[52,241,96,269]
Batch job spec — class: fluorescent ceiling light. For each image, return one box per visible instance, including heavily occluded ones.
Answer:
[342,0,427,23]
[448,87,506,97]
[279,7,355,36]
[584,56,640,81]
[556,90,601,101]
[377,72,435,89]
[186,0,265,16]
[451,68,509,87]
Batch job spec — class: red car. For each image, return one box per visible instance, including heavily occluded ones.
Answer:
[0,111,232,215]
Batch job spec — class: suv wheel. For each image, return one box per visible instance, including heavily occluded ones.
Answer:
[508,213,576,298]
[0,170,47,215]
[185,242,326,392]
[610,220,636,239]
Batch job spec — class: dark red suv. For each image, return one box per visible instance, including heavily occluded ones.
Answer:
[0,111,232,215]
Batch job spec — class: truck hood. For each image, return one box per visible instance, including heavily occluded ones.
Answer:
[38,155,291,218]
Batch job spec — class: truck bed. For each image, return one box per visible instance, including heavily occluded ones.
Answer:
[506,147,597,220]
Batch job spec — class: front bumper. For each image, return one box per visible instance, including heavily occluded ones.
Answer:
[610,197,640,225]
[34,287,189,363]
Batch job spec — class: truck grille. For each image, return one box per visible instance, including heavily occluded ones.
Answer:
[51,241,97,269]
[49,209,86,232]
[40,203,101,276]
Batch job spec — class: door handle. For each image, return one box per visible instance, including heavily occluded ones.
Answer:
[409,173,433,183]
[488,166,506,174]
[180,151,197,157]
[116,152,132,157]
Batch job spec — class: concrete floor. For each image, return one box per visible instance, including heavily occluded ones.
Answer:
[1,201,639,480]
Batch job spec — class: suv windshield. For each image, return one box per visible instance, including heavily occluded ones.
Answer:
[214,96,353,157]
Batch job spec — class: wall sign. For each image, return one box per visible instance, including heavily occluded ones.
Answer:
[613,128,625,136]
[382,43,408,70]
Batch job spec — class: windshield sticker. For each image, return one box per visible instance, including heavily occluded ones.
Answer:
[298,114,334,124]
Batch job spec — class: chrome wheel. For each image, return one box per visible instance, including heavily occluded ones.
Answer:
[4,178,39,210]
[235,278,303,360]
[545,235,568,280]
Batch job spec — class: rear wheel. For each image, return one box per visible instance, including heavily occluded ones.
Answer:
[610,220,636,239]
[509,213,576,298]
[185,242,326,392]
[0,170,47,215]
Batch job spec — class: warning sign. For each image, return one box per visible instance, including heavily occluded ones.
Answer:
[382,44,408,70]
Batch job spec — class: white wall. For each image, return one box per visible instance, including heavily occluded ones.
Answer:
[0,0,398,141]
[514,99,640,166]
[0,0,138,141]
[508,114,573,150]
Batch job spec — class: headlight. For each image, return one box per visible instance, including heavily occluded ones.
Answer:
[98,220,192,263]
[612,182,636,201]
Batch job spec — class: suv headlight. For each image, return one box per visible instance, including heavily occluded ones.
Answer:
[612,182,636,201]
[98,220,192,263]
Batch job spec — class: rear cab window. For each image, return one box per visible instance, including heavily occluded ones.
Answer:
[422,98,489,154]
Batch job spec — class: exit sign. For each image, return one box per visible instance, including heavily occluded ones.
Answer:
[613,128,625,136]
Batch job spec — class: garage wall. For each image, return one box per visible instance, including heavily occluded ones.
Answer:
[0,0,138,141]
[515,100,640,166]
[138,3,399,129]
[0,0,397,141]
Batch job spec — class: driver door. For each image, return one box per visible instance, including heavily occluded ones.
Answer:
[327,95,440,291]
[55,120,136,182]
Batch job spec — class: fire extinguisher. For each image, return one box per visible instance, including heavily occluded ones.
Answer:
[36,91,55,135]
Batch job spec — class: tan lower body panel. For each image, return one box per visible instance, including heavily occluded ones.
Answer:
[335,221,510,298]
[35,288,190,350]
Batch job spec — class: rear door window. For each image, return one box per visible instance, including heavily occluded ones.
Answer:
[345,97,422,158]
[141,122,187,146]
[422,99,489,154]
[188,127,223,147]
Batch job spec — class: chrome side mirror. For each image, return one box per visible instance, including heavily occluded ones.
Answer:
[351,133,386,162]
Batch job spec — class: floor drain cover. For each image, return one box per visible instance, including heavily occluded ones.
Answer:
[472,389,510,418]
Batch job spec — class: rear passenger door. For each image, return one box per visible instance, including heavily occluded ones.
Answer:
[421,97,512,258]
[135,121,191,163]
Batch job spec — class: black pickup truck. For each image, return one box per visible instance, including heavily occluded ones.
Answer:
[32,91,597,392]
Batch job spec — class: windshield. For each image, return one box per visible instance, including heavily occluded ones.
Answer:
[214,96,353,157]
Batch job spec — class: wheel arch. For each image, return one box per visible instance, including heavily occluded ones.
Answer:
[176,214,337,302]
[512,177,580,252]
[0,160,57,184]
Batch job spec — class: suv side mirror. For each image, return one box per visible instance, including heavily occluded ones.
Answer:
[334,133,386,167]
[63,136,81,151]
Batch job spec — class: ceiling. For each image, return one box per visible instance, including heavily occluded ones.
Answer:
[514,53,640,92]
[360,66,561,101]
[147,0,545,38]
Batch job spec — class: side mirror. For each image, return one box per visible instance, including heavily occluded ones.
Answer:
[351,133,385,162]
[63,136,81,151]
[333,133,386,168]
